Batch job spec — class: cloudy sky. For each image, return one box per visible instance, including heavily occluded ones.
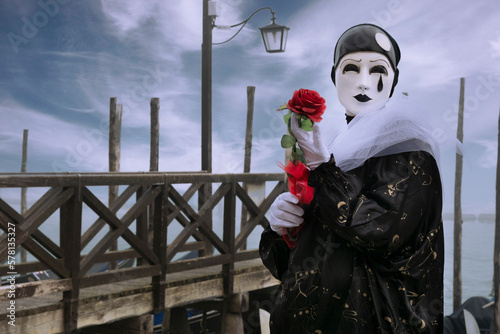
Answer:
[1,0,500,215]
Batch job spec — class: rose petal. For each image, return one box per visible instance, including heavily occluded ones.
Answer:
[286,89,326,123]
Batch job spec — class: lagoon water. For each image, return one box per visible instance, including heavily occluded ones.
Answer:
[443,218,494,316]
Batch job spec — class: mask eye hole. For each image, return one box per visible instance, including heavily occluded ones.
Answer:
[343,64,359,74]
[370,65,388,75]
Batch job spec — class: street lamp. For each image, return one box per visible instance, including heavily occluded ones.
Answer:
[201,1,289,173]
[212,7,290,53]
[260,11,289,53]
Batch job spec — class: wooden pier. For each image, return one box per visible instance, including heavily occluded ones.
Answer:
[0,172,284,333]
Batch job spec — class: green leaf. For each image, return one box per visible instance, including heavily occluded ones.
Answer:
[290,147,308,164]
[287,114,293,135]
[281,134,296,148]
[290,150,301,162]
[283,113,291,127]
[277,103,288,111]
[299,153,308,164]
[300,117,313,131]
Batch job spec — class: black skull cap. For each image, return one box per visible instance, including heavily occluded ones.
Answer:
[331,23,401,96]
[333,23,401,71]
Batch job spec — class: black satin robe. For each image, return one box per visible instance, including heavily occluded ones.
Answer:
[260,150,444,333]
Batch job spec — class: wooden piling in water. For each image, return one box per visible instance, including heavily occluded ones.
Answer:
[108,97,122,268]
[453,77,465,311]
[243,86,255,174]
[146,97,160,250]
[108,97,122,197]
[494,106,500,334]
[150,98,160,172]
[240,86,255,251]
[109,97,122,176]
[20,129,28,263]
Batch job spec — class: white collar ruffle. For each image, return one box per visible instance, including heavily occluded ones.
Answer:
[327,95,440,172]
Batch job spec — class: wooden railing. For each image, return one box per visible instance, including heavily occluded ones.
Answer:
[0,172,285,332]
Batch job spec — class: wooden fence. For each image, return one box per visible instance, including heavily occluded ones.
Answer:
[0,172,285,332]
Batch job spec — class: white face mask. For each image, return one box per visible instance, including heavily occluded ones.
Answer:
[335,51,395,115]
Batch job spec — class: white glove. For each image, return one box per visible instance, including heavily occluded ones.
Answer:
[290,113,329,169]
[269,192,304,235]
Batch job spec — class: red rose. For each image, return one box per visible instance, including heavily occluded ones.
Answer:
[277,88,326,248]
[286,89,326,123]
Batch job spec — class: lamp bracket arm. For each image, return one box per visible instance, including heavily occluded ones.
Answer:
[213,7,274,46]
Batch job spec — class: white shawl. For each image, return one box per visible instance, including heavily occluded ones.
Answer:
[327,95,440,172]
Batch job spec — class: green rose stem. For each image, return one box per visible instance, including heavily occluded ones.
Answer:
[280,111,313,164]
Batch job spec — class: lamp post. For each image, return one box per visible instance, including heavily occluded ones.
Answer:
[201,0,289,173]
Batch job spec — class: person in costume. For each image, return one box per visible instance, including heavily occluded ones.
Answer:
[260,23,444,333]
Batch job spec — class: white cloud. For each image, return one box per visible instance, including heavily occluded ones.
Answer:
[100,1,161,35]
[491,37,500,59]
[474,139,497,169]
[100,0,249,53]
[0,100,109,172]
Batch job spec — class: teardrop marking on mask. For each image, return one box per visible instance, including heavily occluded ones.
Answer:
[378,74,383,92]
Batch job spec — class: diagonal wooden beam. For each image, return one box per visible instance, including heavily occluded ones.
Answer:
[0,188,63,259]
[81,186,157,262]
[0,188,74,260]
[165,201,204,241]
[164,182,203,228]
[23,187,62,217]
[161,182,204,233]
[182,182,204,201]
[15,188,74,250]
[0,212,70,277]
[0,197,23,223]
[177,184,230,249]
[80,186,161,276]
[168,186,200,222]
[166,183,231,262]
[81,184,141,250]
[235,181,286,251]
[235,183,262,217]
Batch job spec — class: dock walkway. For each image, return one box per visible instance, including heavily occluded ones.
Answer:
[1,259,277,333]
[0,172,284,333]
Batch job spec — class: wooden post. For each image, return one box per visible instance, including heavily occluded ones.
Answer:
[150,98,160,172]
[152,183,168,314]
[109,98,122,174]
[453,77,465,311]
[240,86,255,250]
[494,106,500,334]
[148,98,160,238]
[201,0,213,174]
[61,187,82,333]
[20,129,28,263]
[109,98,122,269]
[243,87,255,174]
[221,293,248,334]
[164,308,190,333]
[222,180,246,333]
[200,0,214,257]
[223,180,236,298]
[199,183,213,256]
